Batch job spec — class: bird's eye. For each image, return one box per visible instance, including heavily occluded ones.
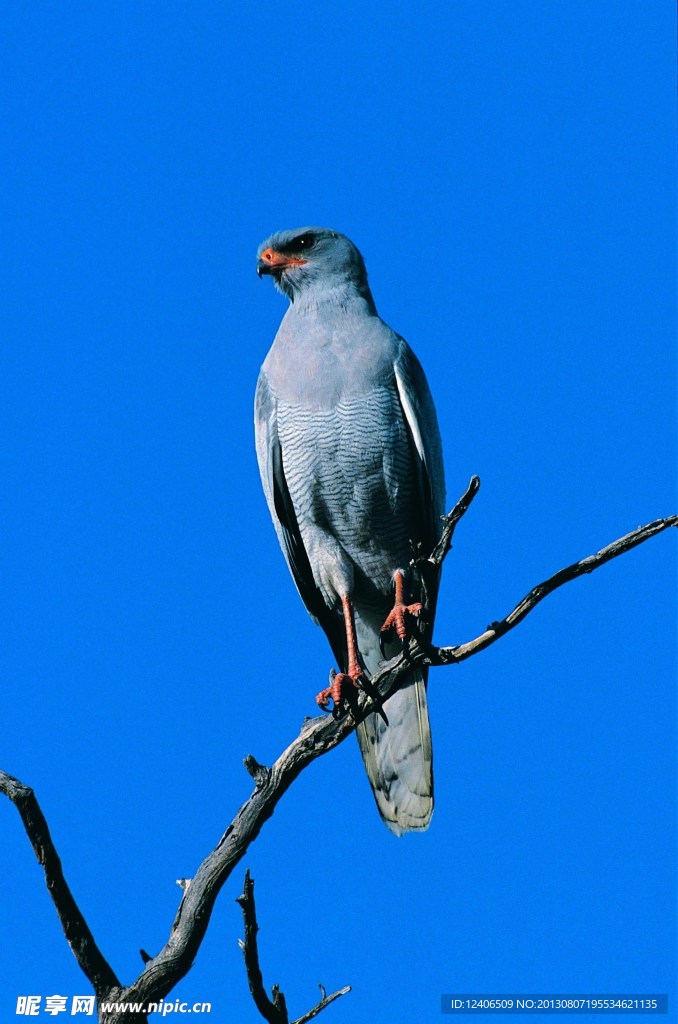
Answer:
[294,233,316,251]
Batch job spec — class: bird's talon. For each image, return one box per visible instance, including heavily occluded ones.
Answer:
[315,688,332,710]
[357,678,389,724]
[381,602,423,643]
[315,671,362,714]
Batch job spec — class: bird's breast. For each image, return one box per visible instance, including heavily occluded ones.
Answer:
[263,311,396,410]
[276,386,419,583]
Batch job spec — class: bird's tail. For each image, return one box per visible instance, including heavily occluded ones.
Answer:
[355,623,433,835]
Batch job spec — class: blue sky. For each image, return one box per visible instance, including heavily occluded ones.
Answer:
[1,3,675,1023]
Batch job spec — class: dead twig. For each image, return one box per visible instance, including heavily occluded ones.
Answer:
[236,870,350,1024]
[0,771,120,999]
[433,514,678,666]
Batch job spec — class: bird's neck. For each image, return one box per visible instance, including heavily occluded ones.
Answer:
[290,279,377,318]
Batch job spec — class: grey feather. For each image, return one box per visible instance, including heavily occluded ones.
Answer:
[254,227,445,835]
[255,372,345,666]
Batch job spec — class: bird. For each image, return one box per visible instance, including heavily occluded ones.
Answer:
[254,227,445,835]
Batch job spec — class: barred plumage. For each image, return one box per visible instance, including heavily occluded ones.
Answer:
[255,227,445,835]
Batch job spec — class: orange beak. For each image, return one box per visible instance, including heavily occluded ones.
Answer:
[257,248,308,277]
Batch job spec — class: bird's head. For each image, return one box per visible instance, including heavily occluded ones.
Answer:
[256,227,373,307]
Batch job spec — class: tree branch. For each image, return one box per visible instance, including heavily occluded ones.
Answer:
[432,513,678,666]
[292,986,353,1024]
[0,770,120,998]
[428,473,481,567]
[121,490,678,1009]
[2,478,675,1021]
[236,869,285,1024]
[236,870,350,1024]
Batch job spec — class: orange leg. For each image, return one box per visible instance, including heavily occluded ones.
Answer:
[316,595,363,709]
[380,570,422,641]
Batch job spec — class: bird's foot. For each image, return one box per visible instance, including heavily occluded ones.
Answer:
[316,665,363,711]
[380,602,423,644]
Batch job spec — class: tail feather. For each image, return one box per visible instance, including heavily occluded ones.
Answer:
[356,667,433,835]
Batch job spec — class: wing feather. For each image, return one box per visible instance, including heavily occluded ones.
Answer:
[393,338,446,559]
[255,371,344,665]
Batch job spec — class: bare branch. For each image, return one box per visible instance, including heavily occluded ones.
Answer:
[2,479,675,1020]
[236,870,287,1024]
[428,473,481,567]
[0,770,120,998]
[433,514,678,666]
[292,986,352,1024]
[121,499,676,1008]
[236,870,350,1024]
